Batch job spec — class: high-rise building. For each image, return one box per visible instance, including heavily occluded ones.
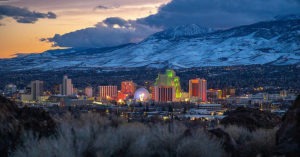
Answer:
[222,88,236,98]
[62,75,73,96]
[153,86,175,102]
[121,81,136,96]
[154,69,182,100]
[30,80,44,101]
[53,84,61,95]
[189,79,200,97]
[99,86,118,100]
[4,84,17,94]
[85,86,93,97]
[189,78,207,102]
[207,89,222,102]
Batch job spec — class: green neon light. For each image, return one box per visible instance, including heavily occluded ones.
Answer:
[155,69,182,99]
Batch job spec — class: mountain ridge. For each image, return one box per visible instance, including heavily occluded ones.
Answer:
[1,18,300,71]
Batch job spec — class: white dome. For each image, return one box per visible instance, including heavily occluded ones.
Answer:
[134,88,150,101]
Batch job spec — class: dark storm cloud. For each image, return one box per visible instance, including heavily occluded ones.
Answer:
[0,5,56,23]
[43,0,300,49]
[95,5,110,10]
[44,17,161,48]
[139,0,300,28]
[94,5,120,11]
[102,17,128,27]
[0,15,3,26]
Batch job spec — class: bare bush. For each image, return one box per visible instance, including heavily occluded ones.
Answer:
[94,122,150,157]
[220,125,278,157]
[12,113,110,157]
[117,123,225,157]
[176,129,225,157]
[11,114,230,157]
[246,127,278,156]
[221,125,252,144]
[12,131,76,157]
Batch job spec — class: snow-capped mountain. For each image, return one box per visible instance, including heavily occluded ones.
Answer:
[1,18,300,71]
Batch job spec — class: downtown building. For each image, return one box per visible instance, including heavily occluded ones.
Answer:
[119,81,136,100]
[207,89,223,102]
[31,80,44,100]
[99,86,118,100]
[152,86,175,102]
[21,80,44,102]
[152,69,182,102]
[85,86,93,97]
[61,75,74,96]
[189,78,207,102]
[4,84,17,95]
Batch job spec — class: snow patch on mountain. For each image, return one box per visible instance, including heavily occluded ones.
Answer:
[1,20,300,71]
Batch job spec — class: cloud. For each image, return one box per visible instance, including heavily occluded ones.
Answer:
[41,0,300,49]
[95,5,110,10]
[139,0,300,28]
[102,17,128,27]
[44,17,161,48]
[0,5,56,23]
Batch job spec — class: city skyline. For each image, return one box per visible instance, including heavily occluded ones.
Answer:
[0,1,299,156]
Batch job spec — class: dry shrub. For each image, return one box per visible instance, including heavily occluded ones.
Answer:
[176,129,225,157]
[127,123,225,157]
[129,122,187,157]
[12,113,226,157]
[12,131,76,157]
[94,122,150,157]
[12,113,110,157]
[222,125,252,144]
[246,127,278,156]
[221,125,278,157]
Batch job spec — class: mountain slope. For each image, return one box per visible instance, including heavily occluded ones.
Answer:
[1,19,300,71]
[149,24,215,40]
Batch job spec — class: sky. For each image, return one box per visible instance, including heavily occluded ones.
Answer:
[0,0,300,58]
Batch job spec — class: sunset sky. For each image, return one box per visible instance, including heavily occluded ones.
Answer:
[1,0,299,58]
[0,0,169,58]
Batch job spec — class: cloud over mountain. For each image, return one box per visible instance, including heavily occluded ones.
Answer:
[139,0,300,28]
[0,5,56,23]
[45,17,161,48]
[42,0,300,49]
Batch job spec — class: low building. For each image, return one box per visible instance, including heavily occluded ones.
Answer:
[198,104,222,111]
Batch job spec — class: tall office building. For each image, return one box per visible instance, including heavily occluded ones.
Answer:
[30,80,44,101]
[121,81,136,96]
[154,69,182,100]
[62,75,73,96]
[99,86,118,100]
[189,78,207,102]
[85,86,93,97]
[153,86,175,102]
